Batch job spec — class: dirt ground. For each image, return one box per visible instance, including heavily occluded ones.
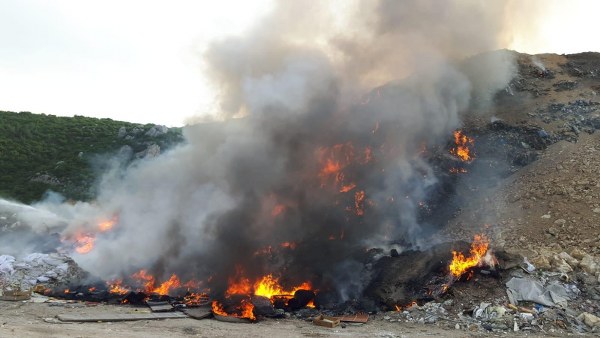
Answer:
[0,301,557,338]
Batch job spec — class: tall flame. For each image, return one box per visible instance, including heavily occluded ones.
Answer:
[449,234,490,278]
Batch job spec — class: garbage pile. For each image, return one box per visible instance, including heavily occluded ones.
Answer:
[0,253,85,294]
[375,250,600,334]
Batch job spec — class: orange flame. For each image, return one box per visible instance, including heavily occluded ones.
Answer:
[354,190,365,216]
[271,204,286,217]
[108,279,130,295]
[253,275,311,300]
[280,242,297,250]
[152,274,181,295]
[74,234,95,254]
[449,234,490,278]
[340,183,357,193]
[98,219,116,232]
[184,292,210,306]
[450,130,474,162]
[212,299,256,321]
[225,268,252,297]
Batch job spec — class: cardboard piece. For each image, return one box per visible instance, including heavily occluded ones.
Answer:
[313,314,341,328]
[337,313,369,323]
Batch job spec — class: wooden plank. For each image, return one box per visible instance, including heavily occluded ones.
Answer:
[57,312,188,322]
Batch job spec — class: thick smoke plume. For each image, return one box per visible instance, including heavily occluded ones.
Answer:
[1,1,518,299]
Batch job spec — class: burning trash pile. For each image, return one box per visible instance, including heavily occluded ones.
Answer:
[2,1,600,335]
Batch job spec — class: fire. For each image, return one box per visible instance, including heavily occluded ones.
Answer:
[98,219,116,232]
[449,234,490,279]
[212,299,256,321]
[450,130,474,162]
[183,292,210,306]
[354,190,365,216]
[271,204,286,217]
[320,159,342,177]
[253,274,311,300]
[74,234,95,254]
[108,279,130,295]
[340,183,356,193]
[225,269,252,296]
[152,274,181,295]
[280,241,296,250]
[131,269,155,293]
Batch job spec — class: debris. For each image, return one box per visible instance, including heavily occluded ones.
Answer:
[56,311,188,322]
[521,257,536,273]
[213,313,253,323]
[146,300,174,312]
[577,312,600,328]
[313,314,341,328]
[183,307,212,320]
[506,277,570,307]
[0,287,31,301]
[337,313,369,323]
[579,255,598,275]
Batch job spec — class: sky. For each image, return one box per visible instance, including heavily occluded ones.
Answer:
[0,0,598,127]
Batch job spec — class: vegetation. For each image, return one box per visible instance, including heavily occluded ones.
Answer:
[0,111,183,203]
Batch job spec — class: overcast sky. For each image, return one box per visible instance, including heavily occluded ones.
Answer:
[0,0,598,126]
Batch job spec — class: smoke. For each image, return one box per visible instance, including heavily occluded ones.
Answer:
[1,0,519,300]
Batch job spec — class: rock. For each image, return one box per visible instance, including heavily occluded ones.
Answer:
[558,252,579,267]
[593,208,600,213]
[541,214,551,219]
[570,248,587,260]
[530,255,551,270]
[579,255,598,274]
[455,323,460,329]
[145,125,169,137]
[551,257,573,274]
[117,127,127,138]
[30,174,61,186]
[135,144,161,160]
[547,227,559,236]
[554,219,566,225]
[577,312,600,328]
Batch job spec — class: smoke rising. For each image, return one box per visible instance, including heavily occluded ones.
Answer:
[1,1,519,300]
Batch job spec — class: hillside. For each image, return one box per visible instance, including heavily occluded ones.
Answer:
[0,112,183,203]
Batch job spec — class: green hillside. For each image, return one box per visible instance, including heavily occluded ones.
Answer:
[0,111,183,203]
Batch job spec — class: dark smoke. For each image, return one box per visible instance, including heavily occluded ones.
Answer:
[1,1,518,300]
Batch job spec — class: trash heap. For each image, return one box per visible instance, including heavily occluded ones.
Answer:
[376,250,600,334]
[0,253,85,294]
